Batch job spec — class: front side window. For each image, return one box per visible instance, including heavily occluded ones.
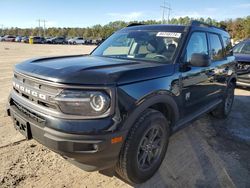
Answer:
[209,33,224,60]
[92,30,182,63]
[185,32,208,62]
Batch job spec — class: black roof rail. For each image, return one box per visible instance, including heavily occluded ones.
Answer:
[190,20,226,31]
[127,23,144,27]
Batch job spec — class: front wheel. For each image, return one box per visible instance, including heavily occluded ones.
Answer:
[211,82,235,119]
[116,109,169,184]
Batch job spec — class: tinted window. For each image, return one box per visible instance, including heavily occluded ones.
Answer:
[209,34,224,60]
[222,36,232,56]
[240,42,250,54]
[185,32,208,62]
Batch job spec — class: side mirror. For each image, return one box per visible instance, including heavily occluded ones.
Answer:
[190,53,210,67]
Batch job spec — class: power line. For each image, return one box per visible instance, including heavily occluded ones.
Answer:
[160,0,172,24]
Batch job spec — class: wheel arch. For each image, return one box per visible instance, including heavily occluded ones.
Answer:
[121,91,180,132]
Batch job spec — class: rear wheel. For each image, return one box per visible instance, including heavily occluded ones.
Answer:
[116,109,169,184]
[211,82,235,119]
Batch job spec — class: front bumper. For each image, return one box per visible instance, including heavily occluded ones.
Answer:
[237,73,250,87]
[7,94,126,171]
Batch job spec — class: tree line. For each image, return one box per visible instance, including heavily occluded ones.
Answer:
[1,16,249,40]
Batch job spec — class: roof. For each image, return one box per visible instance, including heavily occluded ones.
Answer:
[122,21,229,36]
[122,24,187,32]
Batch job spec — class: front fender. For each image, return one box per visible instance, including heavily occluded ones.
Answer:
[121,92,180,130]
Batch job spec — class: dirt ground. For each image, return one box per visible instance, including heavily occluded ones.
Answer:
[0,42,249,188]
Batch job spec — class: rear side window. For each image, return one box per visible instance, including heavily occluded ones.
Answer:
[209,33,224,60]
[185,32,208,62]
[222,36,232,56]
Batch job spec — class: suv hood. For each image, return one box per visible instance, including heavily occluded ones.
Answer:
[15,55,175,85]
[234,53,250,62]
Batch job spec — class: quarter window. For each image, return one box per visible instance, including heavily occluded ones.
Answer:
[209,34,224,60]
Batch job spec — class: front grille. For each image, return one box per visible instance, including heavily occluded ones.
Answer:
[13,72,61,112]
[12,99,45,124]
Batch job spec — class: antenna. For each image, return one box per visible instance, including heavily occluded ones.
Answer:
[160,0,172,24]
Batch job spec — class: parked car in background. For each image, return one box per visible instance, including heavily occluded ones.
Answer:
[29,36,46,44]
[91,39,101,45]
[46,37,66,44]
[0,36,4,41]
[15,36,23,42]
[1,35,16,42]
[21,36,29,43]
[91,38,105,45]
[233,38,250,87]
[68,37,86,45]
[85,39,93,45]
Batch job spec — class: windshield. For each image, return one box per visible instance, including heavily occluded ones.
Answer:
[233,41,250,54]
[92,30,182,63]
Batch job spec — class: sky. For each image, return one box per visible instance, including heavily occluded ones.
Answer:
[0,0,250,28]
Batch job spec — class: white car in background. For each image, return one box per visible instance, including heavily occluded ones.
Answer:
[68,37,86,45]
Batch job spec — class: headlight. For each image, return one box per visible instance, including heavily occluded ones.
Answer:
[54,90,111,117]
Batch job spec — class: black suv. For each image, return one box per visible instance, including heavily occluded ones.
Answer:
[7,21,236,184]
[31,36,46,44]
[46,36,66,44]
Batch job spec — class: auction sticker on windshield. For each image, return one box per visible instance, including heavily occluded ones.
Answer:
[156,32,182,38]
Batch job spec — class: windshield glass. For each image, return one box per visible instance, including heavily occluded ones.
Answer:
[233,41,250,54]
[92,30,182,63]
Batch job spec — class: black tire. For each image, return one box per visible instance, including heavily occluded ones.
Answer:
[211,82,235,119]
[116,109,170,184]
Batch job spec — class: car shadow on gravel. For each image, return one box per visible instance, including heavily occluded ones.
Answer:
[123,94,250,187]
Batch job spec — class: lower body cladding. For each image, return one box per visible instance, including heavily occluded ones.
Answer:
[6,96,127,172]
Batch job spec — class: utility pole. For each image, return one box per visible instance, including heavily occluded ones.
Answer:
[42,20,47,37]
[37,19,41,36]
[37,19,47,37]
[0,24,4,36]
[160,0,172,24]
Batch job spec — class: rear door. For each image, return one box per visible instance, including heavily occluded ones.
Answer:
[207,32,229,97]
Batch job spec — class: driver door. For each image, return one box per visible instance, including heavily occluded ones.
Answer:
[180,31,216,115]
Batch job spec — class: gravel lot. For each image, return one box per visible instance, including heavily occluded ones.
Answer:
[0,42,249,188]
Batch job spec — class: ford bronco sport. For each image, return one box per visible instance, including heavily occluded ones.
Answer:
[7,21,236,184]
